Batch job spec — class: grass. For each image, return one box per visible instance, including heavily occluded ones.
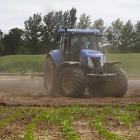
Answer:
[105,53,140,74]
[0,55,46,73]
[0,104,140,140]
[0,53,140,74]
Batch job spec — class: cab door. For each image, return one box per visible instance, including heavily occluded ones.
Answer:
[59,36,67,61]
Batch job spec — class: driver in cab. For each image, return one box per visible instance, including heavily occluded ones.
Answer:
[72,36,85,51]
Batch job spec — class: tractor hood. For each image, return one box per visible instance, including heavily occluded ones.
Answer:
[80,49,102,58]
[79,49,106,69]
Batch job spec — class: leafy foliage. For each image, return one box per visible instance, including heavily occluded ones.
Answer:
[0,30,4,56]
[93,18,106,34]
[2,28,24,55]
[107,18,123,48]
[133,21,140,53]
[24,13,43,54]
[119,20,134,53]
[77,13,92,29]
[0,30,3,39]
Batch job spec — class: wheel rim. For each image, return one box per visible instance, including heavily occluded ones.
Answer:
[46,64,52,89]
[105,82,117,92]
[62,74,74,94]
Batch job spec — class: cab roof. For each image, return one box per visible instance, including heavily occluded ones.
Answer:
[58,29,100,35]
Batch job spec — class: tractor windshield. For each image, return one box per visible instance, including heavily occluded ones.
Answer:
[70,35,98,52]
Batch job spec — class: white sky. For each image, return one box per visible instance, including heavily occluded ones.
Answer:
[0,0,140,34]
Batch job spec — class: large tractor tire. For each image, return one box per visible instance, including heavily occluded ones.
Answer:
[58,67,86,98]
[88,66,128,97]
[44,57,58,96]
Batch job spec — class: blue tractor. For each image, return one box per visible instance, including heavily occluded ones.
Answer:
[44,28,128,98]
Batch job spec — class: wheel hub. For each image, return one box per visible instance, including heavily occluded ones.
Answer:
[62,74,74,94]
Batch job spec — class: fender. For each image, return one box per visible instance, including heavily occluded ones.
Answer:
[103,62,121,70]
[46,50,63,67]
[57,62,81,73]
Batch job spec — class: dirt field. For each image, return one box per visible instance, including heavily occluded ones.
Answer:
[0,75,140,80]
[0,75,43,80]
[0,75,140,107]
[0,95,140,140]
[0,76,140,139]
[0,103,140,140]
[0,91,139,107]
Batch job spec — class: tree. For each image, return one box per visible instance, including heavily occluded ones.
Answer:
[2,28,24,55]
[119,20,134,53]
[93,19,106,34]
[77,13,92,29]
[43,11,64,40]
[0,43,4,56]
[63,10,70,28]
[0,30,4,56]
[107,18,123,47]
[68,7,77,29]
[133,21,140,52]
[0,30,3,39]
[43,12,59,52]
[24,13,43,54]
[63,7,77,29]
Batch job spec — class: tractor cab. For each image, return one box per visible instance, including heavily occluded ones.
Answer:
[57,29,100,63]
[56,29,107,72]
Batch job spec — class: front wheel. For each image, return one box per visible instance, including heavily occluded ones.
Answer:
[88,66,128,97]
[58,67,86,98]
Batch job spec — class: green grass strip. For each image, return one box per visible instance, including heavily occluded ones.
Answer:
[24,113,42,140]
[93,116,128,140]
[24,109,81,140]
[61,119,81,140]
[0,109,22,130]
[0,54,140,74]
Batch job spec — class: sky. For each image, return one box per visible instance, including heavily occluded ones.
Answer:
[0,0,140,34]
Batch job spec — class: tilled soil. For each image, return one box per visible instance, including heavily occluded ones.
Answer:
[0,76,140,107]
[0,91,140,107]
[0,75,140,80]
[0,75,43,80]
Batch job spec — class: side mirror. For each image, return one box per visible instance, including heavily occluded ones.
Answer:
[108,34,113,41]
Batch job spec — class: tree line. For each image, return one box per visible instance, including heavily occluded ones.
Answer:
[0,7,140,56]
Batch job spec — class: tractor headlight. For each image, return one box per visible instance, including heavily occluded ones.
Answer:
[100,55,106,67]
[88,57,94,69]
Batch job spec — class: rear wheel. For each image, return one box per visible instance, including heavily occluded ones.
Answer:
[44,57,58,96]
[88,66,128,97]
[58,67,86,98]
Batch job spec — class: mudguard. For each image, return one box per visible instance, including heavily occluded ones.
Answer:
[103,62,121,70]
[57,62,81,73]
[46,50,63,67]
